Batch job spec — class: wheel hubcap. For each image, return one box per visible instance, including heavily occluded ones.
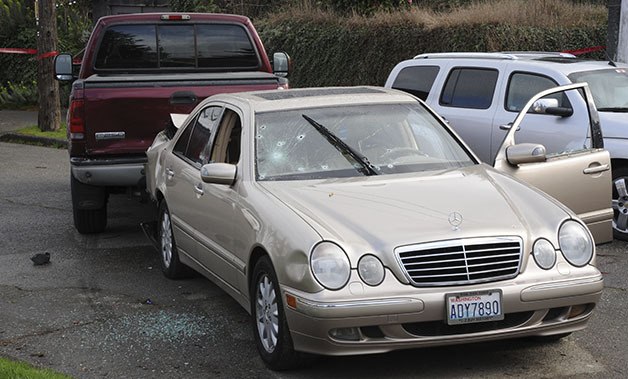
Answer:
[161,212,173,267]
[612,177,628,234]
[255,274,279,353]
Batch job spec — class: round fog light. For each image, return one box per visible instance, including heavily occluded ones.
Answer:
[533,238,556,270]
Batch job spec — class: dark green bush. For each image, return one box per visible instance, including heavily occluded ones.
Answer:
[258,18,607,88]
[0,81,37,109]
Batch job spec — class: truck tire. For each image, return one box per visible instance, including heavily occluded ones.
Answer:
[71,174,107,234]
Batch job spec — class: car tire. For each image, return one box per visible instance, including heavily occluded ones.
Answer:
[158,201,192,279]
[71,174,107,234]
[250,256,315,370]
[612,166,628,241]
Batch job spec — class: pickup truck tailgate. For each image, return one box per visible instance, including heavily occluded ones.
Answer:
[82,72,279,155]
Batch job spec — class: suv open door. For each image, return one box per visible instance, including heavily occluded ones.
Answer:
[493,83,612,244]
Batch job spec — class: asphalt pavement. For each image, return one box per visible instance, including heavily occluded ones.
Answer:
[0,139,626,378]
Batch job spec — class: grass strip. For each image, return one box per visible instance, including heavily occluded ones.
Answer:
[0,357,72,379]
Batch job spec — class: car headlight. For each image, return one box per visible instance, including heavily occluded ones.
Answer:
[558,220,593,267]
[358,254,385,286]
[310,242,350,290]
[532,238,556,270]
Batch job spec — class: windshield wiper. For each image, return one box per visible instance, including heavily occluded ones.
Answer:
[597,107,628,112]
[302,114,378,176]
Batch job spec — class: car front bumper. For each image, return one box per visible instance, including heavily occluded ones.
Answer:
[283,270,603,356]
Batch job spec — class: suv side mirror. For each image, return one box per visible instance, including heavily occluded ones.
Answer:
[531,98,573,117]
[272,52,291,77]
[54,54,74,82]
[506,143,547,165]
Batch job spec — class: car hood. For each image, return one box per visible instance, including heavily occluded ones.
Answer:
[599,112,627,139]
[259,165,570,263]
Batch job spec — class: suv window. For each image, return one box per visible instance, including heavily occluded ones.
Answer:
[391,66,440,100]
[440,68,498,109]
[506,72,568,112]
[95,23,259,71]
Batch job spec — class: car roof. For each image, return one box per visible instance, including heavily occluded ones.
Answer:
[410,51,628,76]
[205,86,418,113]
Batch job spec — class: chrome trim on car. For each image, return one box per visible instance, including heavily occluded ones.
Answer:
[395,236,523,287]
[294,296,424,318]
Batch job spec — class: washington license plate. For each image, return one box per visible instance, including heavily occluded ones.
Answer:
[446,290,504,325]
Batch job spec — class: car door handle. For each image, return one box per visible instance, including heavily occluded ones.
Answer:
[165,168,175,180]
[583,164,610,175]
[193,183,204,196]
[499,123,520,131]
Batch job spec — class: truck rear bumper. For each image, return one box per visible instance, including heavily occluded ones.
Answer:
[71,156,147,187]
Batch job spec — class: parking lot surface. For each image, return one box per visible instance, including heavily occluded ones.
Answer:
[0,141,626,378]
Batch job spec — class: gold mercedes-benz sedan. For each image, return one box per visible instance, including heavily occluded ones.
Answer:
[145,86,607,370]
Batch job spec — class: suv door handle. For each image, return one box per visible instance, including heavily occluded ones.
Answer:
[583,164,610,175]
[499,123,520,131]
[165,168,175,180]
[193,183,204,196]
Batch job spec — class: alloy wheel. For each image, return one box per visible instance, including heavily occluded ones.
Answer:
[613,176,628,235]
[255,274,279,353]
[161,211,173,268]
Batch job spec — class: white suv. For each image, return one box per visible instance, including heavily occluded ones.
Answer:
[385,52,628,240]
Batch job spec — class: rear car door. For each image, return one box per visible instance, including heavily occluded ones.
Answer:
[492,84,612,243]
[163,106,223,262]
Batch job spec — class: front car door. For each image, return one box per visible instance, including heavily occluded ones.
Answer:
[493,83,612,243]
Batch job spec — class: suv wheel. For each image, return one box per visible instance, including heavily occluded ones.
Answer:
[612,166,628,241]
[71,174,107,234]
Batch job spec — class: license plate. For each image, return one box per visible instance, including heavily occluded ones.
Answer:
[446,290,504,325]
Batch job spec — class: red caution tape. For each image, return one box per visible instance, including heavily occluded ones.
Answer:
[0,47,58,59]
[562,46,605,56]
[0,48,38,54]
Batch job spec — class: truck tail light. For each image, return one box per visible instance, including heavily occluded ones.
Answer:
[160,14,190,21]
[69,99,85,140]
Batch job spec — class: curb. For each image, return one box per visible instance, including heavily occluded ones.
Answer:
[0,132,67,149]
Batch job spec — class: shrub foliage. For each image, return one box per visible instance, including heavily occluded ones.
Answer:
[257,18,607,88]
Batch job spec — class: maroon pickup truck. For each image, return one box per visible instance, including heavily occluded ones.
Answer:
[54,13,289,234]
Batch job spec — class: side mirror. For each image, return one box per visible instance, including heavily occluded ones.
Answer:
[272,52,291,78]
[200,163,237,185]
[54,53,74,82]
[506,143,547,165]
[531,98,573,117]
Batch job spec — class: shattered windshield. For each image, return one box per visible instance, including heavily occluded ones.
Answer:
[255,103,475,181]
[569,68,628,111]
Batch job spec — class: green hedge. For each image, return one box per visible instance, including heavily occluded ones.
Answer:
[257,19,607,88]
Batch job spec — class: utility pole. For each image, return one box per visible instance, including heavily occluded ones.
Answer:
[608,0,628,63]
[36,0,61,131]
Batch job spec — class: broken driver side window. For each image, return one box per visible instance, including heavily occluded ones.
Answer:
[211,108,242,165]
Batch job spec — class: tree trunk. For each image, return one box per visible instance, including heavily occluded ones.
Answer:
[36,0,61,132]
